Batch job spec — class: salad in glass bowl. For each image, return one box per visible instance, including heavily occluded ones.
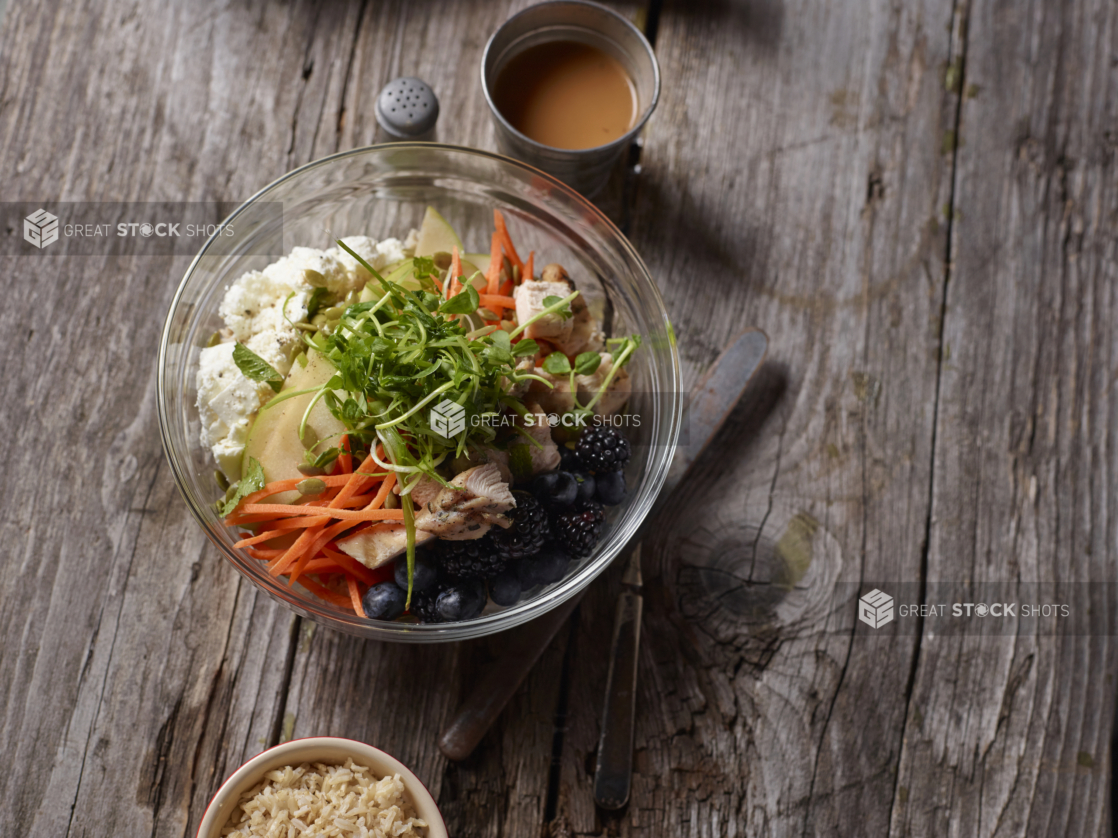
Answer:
[159,143,679,642]
[199,206,643,624]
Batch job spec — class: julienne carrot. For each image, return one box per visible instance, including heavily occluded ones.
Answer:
[299,575,352,609]
[494,209,523,273]
[523,251,534,283]
[329,447,384,509]
[322,546,384,587]
[260,467,399,586]
[246,547,284,560]
[337,434,353,475]
[450,246,463,298]
[234,473,355,510]
[486,232,503,295]
[347,576,366,617]
[479,294,516,311]
[244,504,405,522]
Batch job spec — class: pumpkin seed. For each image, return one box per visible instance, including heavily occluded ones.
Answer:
[297,463,325,477]
[214,470,230,492]
[297,478,326,496]
[205,331,222,348]
[382,491,399,509]
[303,268,329,288]
[300,426,319,450]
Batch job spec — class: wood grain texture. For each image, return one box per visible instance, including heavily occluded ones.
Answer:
[2,0,1115,835]
[0,1,641,837]
[553,0,965,834]
[892,0,1118,835]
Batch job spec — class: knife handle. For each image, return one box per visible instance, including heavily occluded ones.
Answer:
[592,575,644,809]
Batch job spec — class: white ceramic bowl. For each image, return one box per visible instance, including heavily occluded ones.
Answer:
[196,737,448,838]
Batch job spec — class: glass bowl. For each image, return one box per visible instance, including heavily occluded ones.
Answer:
[158,144,680,642]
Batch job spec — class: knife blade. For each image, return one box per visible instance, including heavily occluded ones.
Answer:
[437,328,769,763]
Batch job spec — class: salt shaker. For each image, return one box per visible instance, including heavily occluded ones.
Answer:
[375,77,439,142]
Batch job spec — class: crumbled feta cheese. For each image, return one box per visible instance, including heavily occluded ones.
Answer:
[403,227,419,255]
[199,234,416,480]
[245,329,296,379]
[197,343,266,481]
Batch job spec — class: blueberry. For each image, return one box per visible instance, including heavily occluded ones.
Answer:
[361,582,407,621]
[436,580,488,622]
[595,470,626,506]
[532,470,578,508]
[488,570,523,606]
[394,550,439,593]
[518,544,573,588]
[558,445,580,472]
[573,471,597,505]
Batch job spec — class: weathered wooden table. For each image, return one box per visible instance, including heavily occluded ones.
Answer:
[3,0,1116,835]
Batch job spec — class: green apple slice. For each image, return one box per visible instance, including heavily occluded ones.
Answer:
[243,350,347,503]
[415,206,463,258]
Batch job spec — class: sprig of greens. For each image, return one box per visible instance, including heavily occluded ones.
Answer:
[233,343,284,393]
[219,457,265,516]
[285,240,548,491]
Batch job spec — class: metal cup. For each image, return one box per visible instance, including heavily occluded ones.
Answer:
[481,0,661,198]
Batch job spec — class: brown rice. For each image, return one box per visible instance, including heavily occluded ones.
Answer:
[221,758,428,838]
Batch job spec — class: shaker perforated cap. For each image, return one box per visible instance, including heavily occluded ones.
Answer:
[375,77,439,139]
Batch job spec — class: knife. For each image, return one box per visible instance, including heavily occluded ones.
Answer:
[437,328,769,763]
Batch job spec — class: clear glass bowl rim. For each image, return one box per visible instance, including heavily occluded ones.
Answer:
[157,142,681,642]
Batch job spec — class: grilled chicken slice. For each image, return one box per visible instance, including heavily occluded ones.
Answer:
[513,278,575,343]
[337,464,516,569]
[575,352,632,416]
[528,351,631,418]
[528,367,576,416]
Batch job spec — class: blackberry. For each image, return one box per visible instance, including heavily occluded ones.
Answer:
[491,491,550,561]
[575,426,631,472]
[410,588,443,624]
[551,500,605,558]
[433,536,509,580]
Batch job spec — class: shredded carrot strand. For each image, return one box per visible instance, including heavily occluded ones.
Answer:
[329,447,384,510]
[348,576,366,617]
[245,504,405,522]
[479,294,516,310]
[337,434,353,475]
[494,209,523,272]
[301,473,398,560]
[247,547,284,560]
[268,526,325,577]
[322,546,384,587]
[523,251,534,283]
[369,471,397,508]
[298,575,352,609]
[234,527,299,549]
[287,547,318,588]
[486,232,503,295]
[234,474,354,511]
[450,246,463,298]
